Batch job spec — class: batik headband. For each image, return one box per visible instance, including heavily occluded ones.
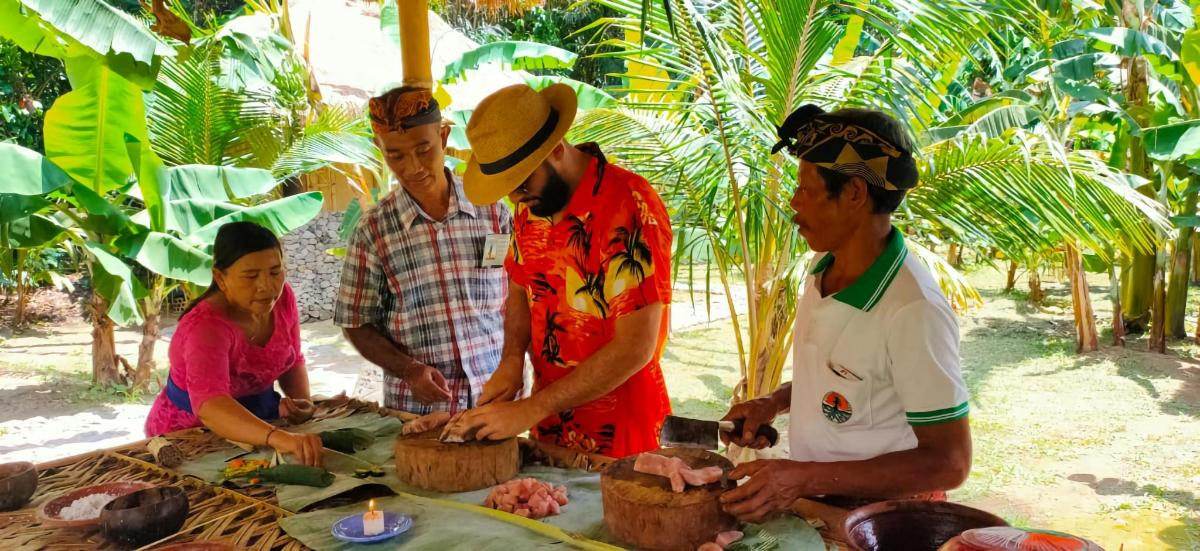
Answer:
[368,87,442,136]
[771,104,918,191]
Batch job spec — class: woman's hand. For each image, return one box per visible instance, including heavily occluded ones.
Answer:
[279,397,315,425]
[271,430,324,467]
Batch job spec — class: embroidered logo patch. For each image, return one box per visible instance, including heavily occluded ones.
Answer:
[822,391,853,424]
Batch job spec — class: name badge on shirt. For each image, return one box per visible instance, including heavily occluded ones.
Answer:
[481,233,510,268]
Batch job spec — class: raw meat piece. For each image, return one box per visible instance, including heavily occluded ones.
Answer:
[714,531,744,547]
[680,466,724,486]
[482,478,569,519]
[402,411,451,435]
[633,452,687,493]
[696,530,744,551]
[634,453,727,493]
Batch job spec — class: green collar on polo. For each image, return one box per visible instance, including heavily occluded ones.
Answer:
[810,228,908,312]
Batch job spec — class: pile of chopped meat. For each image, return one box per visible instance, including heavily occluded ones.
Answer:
[633,452,725,493]
[483,478,569,519]
[696,531,744,551]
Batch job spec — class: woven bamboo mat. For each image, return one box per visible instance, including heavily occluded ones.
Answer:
[0,451,301,550]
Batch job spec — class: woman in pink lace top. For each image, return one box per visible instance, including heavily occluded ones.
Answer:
[144,222,324,466]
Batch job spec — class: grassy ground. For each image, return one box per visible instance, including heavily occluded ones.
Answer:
[660,266,1199,550]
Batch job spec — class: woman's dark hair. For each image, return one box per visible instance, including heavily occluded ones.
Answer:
[180,221,282,319]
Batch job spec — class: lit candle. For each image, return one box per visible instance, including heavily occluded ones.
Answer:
[363,499,384,536]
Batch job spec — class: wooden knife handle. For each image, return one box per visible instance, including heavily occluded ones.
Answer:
[728,418,780,447]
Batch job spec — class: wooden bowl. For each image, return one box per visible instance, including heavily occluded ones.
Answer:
[844,500,1009,551]
[0,461,37,511]
[37,481,155,528]
[101,486,189,547]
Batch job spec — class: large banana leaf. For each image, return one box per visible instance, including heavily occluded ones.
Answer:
[44,59,148,194]
[165,165,277,201]
[1083,27,1177,60]
[211,14,294,92]
[442,41,577,84]
[184,192,323,251]
[522,75,616,110]
[126,135,168,233]
[0,143,73,195]
[0,194,50,224]
[117,231,213,286]
[1143,120,1200,161]
[0,0,172,89]
[84,241,143,325]
[66,183,143,237]
[7,213,67,248]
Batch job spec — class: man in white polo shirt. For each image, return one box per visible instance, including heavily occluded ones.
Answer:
[718,105,971,523]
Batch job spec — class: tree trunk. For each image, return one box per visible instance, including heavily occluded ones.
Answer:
[1109,251,1125,347]
[1191,233,1200,285]
[1150,245,1168,353]
[1005,260,1019,292]
[1028,263,1045,305]
[1121,249,1156,333]
[14,250,28,327]
[1166,187,1198,339]
[134,278,165,391]
[1066,242,1099,353]
[947,242,961,268]
[90,291,127,387]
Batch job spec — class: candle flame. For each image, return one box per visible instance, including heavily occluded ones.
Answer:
[368,499,376,513]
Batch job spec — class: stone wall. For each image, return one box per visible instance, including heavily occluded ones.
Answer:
[282,212,345,322]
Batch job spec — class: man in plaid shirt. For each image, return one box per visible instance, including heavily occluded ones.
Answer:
[334,86,511,414]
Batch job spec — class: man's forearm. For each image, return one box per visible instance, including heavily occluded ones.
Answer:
[528,304,661,416]
[277,364,311,400]
[793,448,969,498]
[343,325,415,379]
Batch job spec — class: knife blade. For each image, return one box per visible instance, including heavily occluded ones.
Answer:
[659,415,779,450]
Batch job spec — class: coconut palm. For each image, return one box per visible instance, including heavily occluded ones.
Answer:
[569,0,1169,402]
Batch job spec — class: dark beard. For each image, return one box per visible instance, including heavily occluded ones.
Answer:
[527,165,573,217]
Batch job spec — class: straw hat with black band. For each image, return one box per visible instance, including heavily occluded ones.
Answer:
[463,83,578,206]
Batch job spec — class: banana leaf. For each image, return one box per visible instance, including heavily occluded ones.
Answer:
[319,428,374,454]
[252,464,335,488]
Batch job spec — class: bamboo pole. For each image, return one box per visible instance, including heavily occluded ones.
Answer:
[397,0,434,88]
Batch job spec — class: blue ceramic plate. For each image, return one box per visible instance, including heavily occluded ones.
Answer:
[331,512,412,544]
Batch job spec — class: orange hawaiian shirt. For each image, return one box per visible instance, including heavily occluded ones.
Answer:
[505,150,672,458]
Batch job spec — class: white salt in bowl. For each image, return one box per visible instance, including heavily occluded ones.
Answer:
[36,481,155,528]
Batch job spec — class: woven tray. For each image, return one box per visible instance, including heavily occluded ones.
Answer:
[0,452,302,550]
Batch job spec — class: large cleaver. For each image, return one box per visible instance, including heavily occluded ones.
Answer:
[660,415,779,450]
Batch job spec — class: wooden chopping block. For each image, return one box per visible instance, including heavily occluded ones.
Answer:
[601,448,739,551]
[393,430,519,492]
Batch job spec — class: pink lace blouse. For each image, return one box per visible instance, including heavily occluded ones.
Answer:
[144,283,304,437]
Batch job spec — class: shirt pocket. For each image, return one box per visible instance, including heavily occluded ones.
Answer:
[816,357,873,429]
[467,266,507,314]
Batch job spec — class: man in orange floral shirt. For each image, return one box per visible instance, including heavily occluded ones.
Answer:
[452,83,673,458]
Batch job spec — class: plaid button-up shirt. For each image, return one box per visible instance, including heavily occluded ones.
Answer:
[334,174,511,414]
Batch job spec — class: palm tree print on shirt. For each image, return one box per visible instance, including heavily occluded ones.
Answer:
[541,311,566,366]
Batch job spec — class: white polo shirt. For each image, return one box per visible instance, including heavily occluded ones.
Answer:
[788,229,969,462]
